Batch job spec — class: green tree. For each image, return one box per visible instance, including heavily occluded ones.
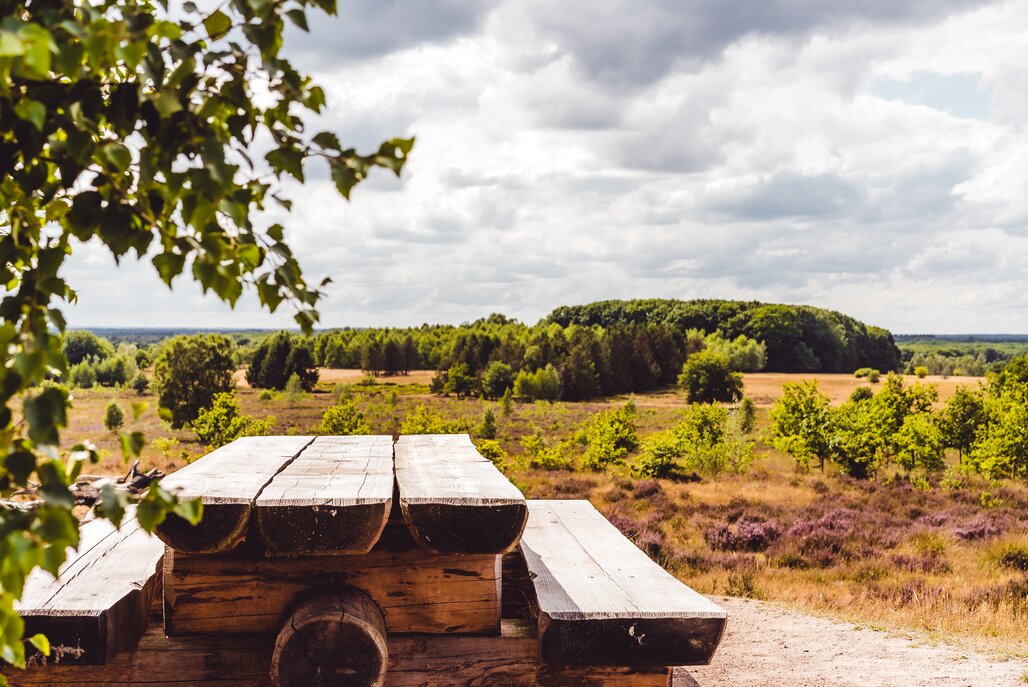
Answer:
[62,331,113,365]
[478,407,498,440]
[968,384,1028,479]
[674,403,754,476]
[500,388,514,416]
[678,350,743,404]
[0,0,409,669]
[103,401,124,431]
[247,332,319,391]
[769,381,835,470]
[443,362,478,399]
[938,385,989,461]
[153,335,236,429]
[481,360,515,399]
[319,398,371,436]
[581,403,638,471]
[894,413,945,472]
[192,392,273,448]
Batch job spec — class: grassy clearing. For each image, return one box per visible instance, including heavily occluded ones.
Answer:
[62,369,1028,656]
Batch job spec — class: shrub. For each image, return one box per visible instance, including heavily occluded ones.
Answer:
[953,516,1004,541]
[258,389,276,402]
[319,398,371,435]
[476,439,506,466]
[854,367,875,378]
[443,362,478,398]
[500,388,514,416]
[478,407,497,439]
[153,334,236,429]
[152,436,180,459]
[705,519,782,552]
[678,350,743,404]
[400,403,470,434]
[676,403,754,476]
[769,381,834,471]
[131,373,150,395]
[850,386,874,402]
[868,370,881,383]
[70,361,96,389]
[635,432,682,479]
[513,364,561,401]
[95,353,135,387]
[532,441,577,471]
[736,397,756,434]
[63,330,113,365]
[995,543,1028,571]
[581,403,638,471]
[914,366,928,378]
[103,401,124,431]
[282,373,306,404]
[192,392,273,448]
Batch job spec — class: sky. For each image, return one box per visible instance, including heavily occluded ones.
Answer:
[65,0,1028,333]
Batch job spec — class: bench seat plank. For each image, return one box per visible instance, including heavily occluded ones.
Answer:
[520,499,727,667]
[394,434,527,553]
[16,510,164,664]
[255,435,394,555]
[156,436,314,553]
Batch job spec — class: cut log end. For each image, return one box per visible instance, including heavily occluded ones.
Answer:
[155,505,249,555]
[401,501,528,554]
[271,588,387,687]
[257,502,390,557]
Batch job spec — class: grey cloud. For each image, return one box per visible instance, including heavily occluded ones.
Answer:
[703,172,864,220]
[284,0,501,67]
[523,0,999,87]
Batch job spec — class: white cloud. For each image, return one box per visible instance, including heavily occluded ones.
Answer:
[62,0,1028,333]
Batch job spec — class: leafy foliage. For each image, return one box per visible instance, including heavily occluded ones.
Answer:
[152,334,236,429]
[481,360,515,399]
[319,398,370,436]
[513,364,562,401]
[769,381,835,470]
[192,392,273,448]
[678,350,743,404]
[581,403,638,471]
[0,0,409,667]
[399,404,471,435]
[103,401,124,431]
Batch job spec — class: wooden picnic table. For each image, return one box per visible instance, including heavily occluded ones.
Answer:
[8,434,726,687]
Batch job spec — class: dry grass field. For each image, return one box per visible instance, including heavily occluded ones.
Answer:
[58,369,1028,658]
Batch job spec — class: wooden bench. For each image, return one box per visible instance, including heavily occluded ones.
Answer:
[16,508,165,664]
[521,500,727,667]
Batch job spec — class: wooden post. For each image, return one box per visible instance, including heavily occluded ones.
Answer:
[271,587,387,687]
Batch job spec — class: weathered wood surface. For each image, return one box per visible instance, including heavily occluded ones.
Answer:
[16,509,164,664]
[271,588,387,687]
[256,435,394,556]
[520,500,727,667]
[156,436,314,554]
[394,434,527,554]
[164,525,501,635]
[9,621,685,686]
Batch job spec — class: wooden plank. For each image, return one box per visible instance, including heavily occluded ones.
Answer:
[164,524,502,635]
[156,436,314,554]
[255,435,393,556]
[16,510,164,664]
[394,434,527,554]
[9,622,674,686]
[520,500,727,667]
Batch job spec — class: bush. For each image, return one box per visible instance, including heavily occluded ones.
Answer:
[677,403,754,476]
[581,403,638,471]
[850,386,874,402]
[513,364,562,401]
[258,388,276,401]
[635,432,682,479]
[501,388,514,416]
[478,407,497,439]
[443,362,478,398]
[914,366,928,379]
[70,361,96,389]
[95,354,135,387]
[153,334,237,429]
[131,373,150,395]
[282,372,306,404]
[532,440,577,471]
[400,404,471,434]
[736,397,756,434]
[476,439,506,466]
[63,330,113,365]
[319,398,371,435]
[678,350,743,404]
[103,401,124,431]
[868,370,881,383]
[854,367,875,378]
[994,543,1028,571]
[192,392,273,447]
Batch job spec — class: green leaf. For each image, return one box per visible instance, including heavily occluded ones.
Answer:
[151,91,182,118]
[312,131,340,151]
[28,634,50,657]
[203,10,232,40]
[14,99,45,131]
[119,431,145,460]
[100,143,132,172]
[98,483,127,527]
[0,31,24,57]
[152,252,185,286]
[285,9,309,31]
[265,145,304,182]
[17,24,55,78]
[173,497,203,525]
[135,499,166,531]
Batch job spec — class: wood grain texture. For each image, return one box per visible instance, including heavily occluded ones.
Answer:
[157,436,315,554]
[9,622,679,686]
[394,434,527,554]
[271,588,387,687]
[256,435,394,556]
[520,500,728,667]
[164,526,501,636]
[16,510,164,664]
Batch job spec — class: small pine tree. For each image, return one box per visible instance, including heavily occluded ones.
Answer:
[103,401,124,431]
[131,373,150,395]
[737,397,756,433]
[479,407,497,439]
[283,372,305,404]
[500,388,514,416]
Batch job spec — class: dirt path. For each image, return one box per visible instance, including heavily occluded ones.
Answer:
[681,597,1026,687]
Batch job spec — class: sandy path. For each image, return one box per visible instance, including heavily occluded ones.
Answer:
[681,597,1026,687]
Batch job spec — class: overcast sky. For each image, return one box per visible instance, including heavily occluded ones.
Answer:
[66,0,1028,333]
